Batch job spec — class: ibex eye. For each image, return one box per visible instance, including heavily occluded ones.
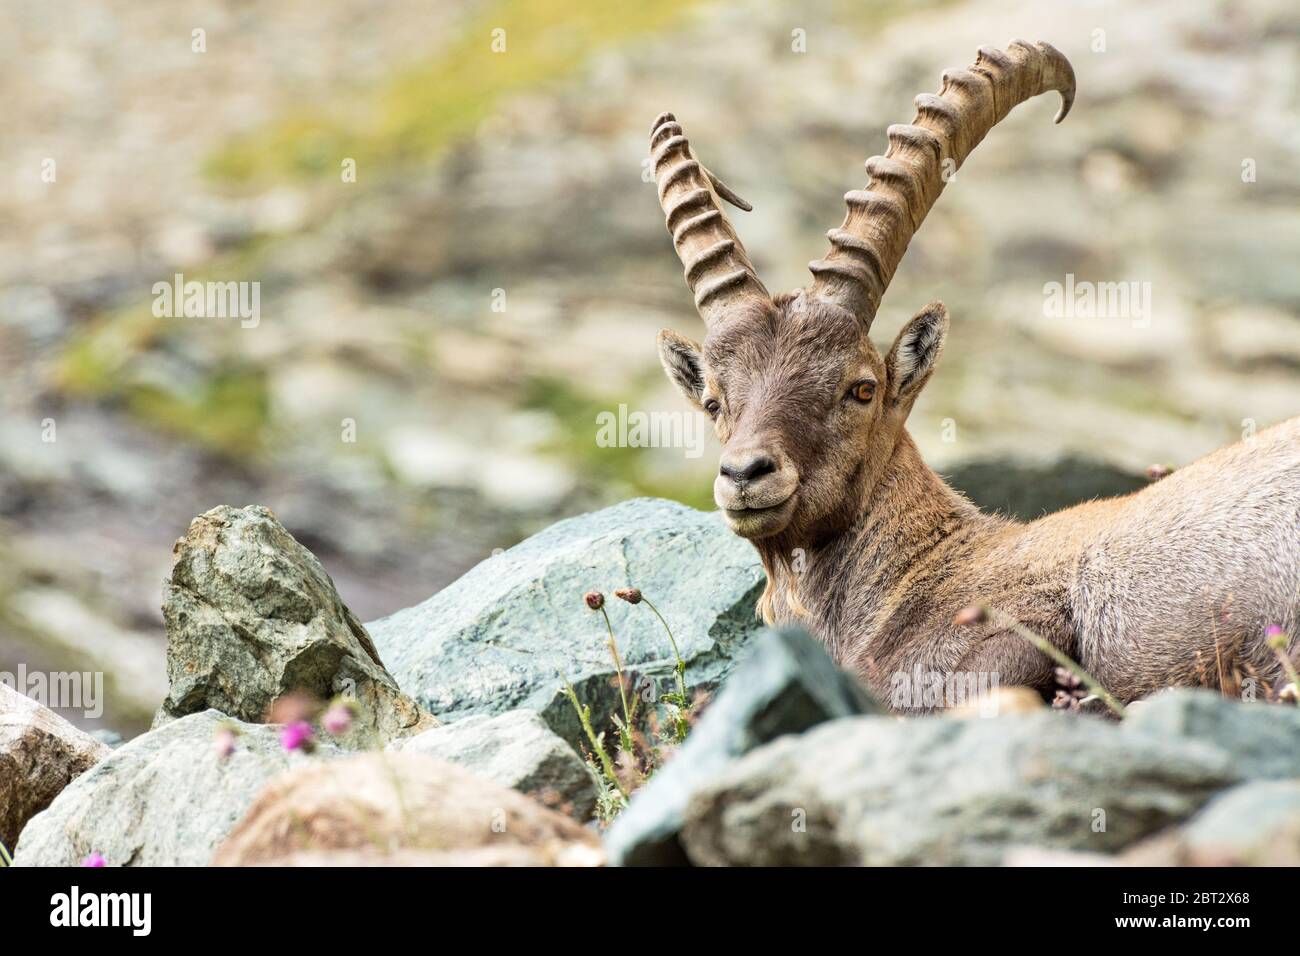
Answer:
[704,398,721,416]
[849,381,876,403]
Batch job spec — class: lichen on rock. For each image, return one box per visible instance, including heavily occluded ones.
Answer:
[157,505,435,749]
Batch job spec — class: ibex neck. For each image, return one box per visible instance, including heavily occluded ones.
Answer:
[757,430,987,654]
[859,429,981,546]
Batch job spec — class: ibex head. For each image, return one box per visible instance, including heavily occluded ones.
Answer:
[651,40,1074,542]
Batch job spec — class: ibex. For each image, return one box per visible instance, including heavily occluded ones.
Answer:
[649,40,1300,710]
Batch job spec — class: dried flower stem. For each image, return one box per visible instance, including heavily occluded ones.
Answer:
[0,839,12,867]
[1269,630,1300,691]
[598,605,637,749]
[982,604,1128,718]
[1275,651,1300,691]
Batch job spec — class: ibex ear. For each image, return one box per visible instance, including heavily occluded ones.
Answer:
[886,301,949,408]
[657,329,706,409]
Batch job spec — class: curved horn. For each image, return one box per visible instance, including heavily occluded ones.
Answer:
[808,39,1075,328]
[650,112,770,325]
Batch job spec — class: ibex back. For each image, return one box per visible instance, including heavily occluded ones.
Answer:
[648,40,1300,710]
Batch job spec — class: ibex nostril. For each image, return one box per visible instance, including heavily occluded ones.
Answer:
[720,455,777,484]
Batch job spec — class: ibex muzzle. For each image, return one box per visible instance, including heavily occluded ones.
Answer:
[650,40,1300,710]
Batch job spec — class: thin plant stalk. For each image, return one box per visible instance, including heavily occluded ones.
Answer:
[982,604,1128,718]
[598,605,636,750]
[562,682,627,798]
[642,596,688,702]
[1268,628,1300,691]
[0,839,11,867]
[1275,649,1300,691]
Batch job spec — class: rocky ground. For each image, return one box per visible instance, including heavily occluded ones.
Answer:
[4,499,1298,867]
[3,0,1298,737]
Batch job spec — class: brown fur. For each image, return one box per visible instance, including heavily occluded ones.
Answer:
[660,295,1300,711]
[650,42,1299,711]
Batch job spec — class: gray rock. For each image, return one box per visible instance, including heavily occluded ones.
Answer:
[89,728,125,749]
[158,505,435,749]
[606,627,881,866]
[368,498,766,748]
[14,710,336,867]
[390,709,598,820]
[678,711,1237,866]
[1177,780,1300,864]
[0,684,109,852]
[211,751,603,867]
[1120,778,1300,866]
[944,456,1146,520]
[1123,689,1300,779]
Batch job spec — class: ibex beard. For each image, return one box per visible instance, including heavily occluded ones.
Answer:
[649,40,1300,712]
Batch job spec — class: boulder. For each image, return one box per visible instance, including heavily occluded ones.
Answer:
[368,498,766,748]
[1122,780,1300,866]
[1180,779,1300,859]
[1002,847,1119,866]
[678,711,1237,866]
[1123,689,1300,779]
[0,684,109,852]
[944,456,1146,520]
[232,846,599,866]
[14,710,335,866]
[390,709,598,819]
[157,505,434,748]
[605,627,881,866]
[212,752,603,867]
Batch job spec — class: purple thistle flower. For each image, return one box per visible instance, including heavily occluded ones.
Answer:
[81,851,106,867]
[321,700,355,736]
[280,720,314,752]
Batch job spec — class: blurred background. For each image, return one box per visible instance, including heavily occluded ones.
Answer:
[2,0,1298,737]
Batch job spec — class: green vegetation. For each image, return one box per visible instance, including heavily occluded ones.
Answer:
[643,594,693,744]
[54,238,279,459]
[124,364,270,457]
[568,588,700,826]
[521,374,715,510]
[203,0,947,184]
[56,304,270,459]
[206,0,710,185]
[56,305,166,398]
[562,682,627,822]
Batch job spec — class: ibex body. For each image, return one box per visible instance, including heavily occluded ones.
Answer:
[649,40,1300,709]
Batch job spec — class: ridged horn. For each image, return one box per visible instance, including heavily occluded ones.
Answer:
[650,112,770,325]
[808,39,1075,328]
